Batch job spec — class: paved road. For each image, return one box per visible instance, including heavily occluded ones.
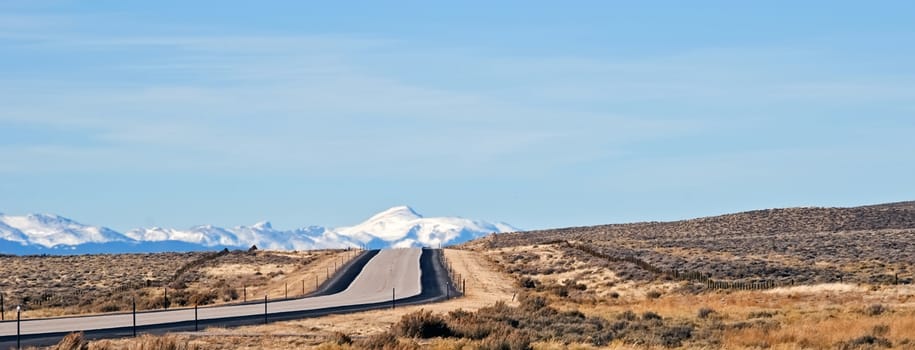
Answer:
[0,248,447,347]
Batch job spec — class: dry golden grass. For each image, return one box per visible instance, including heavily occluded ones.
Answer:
[85,334,201,350]
[482,241,915,349]
[721,313,915,349]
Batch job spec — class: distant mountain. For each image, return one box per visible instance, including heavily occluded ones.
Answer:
[335,206,516,248]
[0,213,131,247]
[124,222,334,251]
[0,206,517,255]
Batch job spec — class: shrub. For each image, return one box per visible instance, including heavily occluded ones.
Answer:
[478,329,531,350]
[519,295,548,312]
[95,302,121,313]
[447,309,499,340]
[395,309,451,338]
[518,277,538,289]
[646,290,662,299]
[871,324,889,337]
[188,290,217,306]
[126,334,197,350]
[331,331,352,345]
[54,332,87,350]
[554,286,569,298]
[359,332,399,350]
[864,304,889,316]
[839,335,892,349]
[450,319,499,340]
[697,307,715,319]
[748,311,775,319]
[642,311,662,321]
[617,310,637,321]
[561,309,585,319]
[219,284,239,301]
[658,325,693,348]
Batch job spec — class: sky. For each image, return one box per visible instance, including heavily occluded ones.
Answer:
[1,1,914,232]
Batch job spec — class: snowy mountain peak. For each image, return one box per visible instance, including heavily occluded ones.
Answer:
[1,206,518,254]
[367,206,423,222]
[0,212,130,248]
[253,221,272,230]
[26,213,70,224]
[334,205,514,247]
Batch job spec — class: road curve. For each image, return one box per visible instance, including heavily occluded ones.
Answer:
[0,248,457,348]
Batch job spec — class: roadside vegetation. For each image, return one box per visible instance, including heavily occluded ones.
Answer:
[1,249,354,318]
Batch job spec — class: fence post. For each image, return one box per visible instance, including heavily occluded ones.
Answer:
[194,304,198,331]
[17,305,21,350]
[1,292,4,321]
[164,287,168,310]
[264,295,268,325]
[132,298,137,337]
[392,288,395,309]
[244,285,247,302]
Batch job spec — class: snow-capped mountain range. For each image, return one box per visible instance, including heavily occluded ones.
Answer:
[0,206,517,255]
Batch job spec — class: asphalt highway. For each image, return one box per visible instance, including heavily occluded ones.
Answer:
[0,248,458,348]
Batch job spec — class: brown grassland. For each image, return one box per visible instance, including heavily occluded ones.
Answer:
[18,202,915,349]
[1,248,357,318]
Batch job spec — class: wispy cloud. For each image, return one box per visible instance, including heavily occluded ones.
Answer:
[3,11,913,181]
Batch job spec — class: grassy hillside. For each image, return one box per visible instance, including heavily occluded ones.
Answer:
[474,201,915,286]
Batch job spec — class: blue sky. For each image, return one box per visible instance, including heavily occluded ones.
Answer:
[1,1,914,232]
